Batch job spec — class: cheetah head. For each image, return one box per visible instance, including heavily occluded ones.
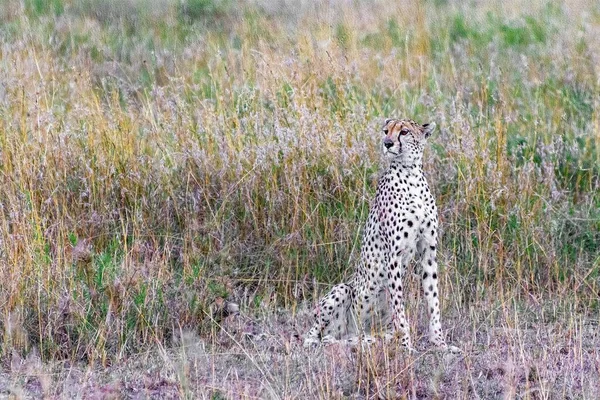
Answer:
[381,119,436,164]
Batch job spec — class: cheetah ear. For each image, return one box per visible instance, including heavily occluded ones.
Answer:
[422,122,436,138]
[384,118,394,125]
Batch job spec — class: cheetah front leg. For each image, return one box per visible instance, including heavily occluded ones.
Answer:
[386,252,415,352]
[419,242,447,348]
[419,243,460,354]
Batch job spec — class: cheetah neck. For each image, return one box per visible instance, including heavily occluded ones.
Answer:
[386,161,424,178]
[382,161,428,190]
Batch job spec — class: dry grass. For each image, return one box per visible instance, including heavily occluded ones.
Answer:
[3,302,600,398]
[0,0,599,398]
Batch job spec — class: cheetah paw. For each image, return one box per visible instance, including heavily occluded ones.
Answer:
[433,343,462,354]
[362,335,377,345]
[445,344,462,354]
[321,334,339,345]
[303,336,321,348]
[383,332,395,343]
[346,335,376,347]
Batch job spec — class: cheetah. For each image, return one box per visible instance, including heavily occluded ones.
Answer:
[304,119,456,352]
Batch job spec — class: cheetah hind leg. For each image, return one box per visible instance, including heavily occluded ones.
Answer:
[303,283,353,347]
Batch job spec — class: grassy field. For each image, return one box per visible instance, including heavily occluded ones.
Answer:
[0,0,599,398]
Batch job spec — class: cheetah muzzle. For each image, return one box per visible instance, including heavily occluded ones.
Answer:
[304,118,459,354]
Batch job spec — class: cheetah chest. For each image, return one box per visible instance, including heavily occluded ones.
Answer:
[377,187,428,224]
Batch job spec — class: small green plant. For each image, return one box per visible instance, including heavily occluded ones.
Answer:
[179,0,231,22]
[24,0,64,16]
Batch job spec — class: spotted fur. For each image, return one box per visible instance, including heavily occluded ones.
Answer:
[304,119,449,351]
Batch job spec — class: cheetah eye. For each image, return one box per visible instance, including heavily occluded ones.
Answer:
[383,129,389,134]
[400,129,409,136]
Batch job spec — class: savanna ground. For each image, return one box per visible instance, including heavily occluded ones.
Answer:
[0,0,599,398]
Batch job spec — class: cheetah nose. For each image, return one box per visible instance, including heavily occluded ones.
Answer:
[383,138,394,149]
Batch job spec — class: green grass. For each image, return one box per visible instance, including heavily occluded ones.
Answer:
[0,0,599,385]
